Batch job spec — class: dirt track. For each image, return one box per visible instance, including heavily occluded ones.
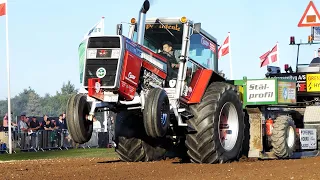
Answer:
[0,156,320,180]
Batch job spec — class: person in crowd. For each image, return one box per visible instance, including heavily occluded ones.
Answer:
[56,114,67,130]
[43,116,55,130]
[29,116,40,149]
[29,116,40,132]
[19,115,29,133]
[2,112,16,131]
[62,112,68,129]
[93,116,101,132]
[19,115,30,149]
[26,116,31,126]
[56,114,70,148]
[17,114,26,131]
[2,113,8,131]
[39,115,47,130]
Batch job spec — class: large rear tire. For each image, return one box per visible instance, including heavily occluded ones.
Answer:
[115,111,169,162]
[185,82,244,163]
[271,115,296,158]
[66,94,93,144]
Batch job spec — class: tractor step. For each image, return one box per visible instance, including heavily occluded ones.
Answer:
[180,111,194,120]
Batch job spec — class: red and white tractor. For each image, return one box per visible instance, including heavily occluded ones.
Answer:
[66,0,245,163]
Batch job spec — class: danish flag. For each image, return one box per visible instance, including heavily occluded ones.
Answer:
[260,43,278,67]
[218,34,230,59]
[0,0,6,16]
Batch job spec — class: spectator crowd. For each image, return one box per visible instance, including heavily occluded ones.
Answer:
[0,111,114,151]
[1,112,68,133]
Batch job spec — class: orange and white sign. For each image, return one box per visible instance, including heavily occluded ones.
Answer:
[298,1,320,27]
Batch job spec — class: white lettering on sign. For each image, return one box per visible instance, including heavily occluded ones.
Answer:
[246,80,276,102]
[299,129,317,150]
[270,74,306,82]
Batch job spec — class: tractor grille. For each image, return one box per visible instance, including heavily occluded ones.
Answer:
[84,59,119,87]
[84,36,122,88]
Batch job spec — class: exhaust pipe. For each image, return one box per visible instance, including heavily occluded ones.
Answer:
[136,0,150,45]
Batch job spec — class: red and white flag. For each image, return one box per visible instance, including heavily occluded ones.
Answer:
[0,0,6,16]
[218,34,229,59]
[260,43,278,67]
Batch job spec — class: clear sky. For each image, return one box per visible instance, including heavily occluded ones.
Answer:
[0,0,318,100]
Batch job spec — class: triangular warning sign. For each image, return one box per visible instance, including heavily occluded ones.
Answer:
[298,1,320,27]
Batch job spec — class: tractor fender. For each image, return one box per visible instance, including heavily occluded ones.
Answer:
[182,69,225,104]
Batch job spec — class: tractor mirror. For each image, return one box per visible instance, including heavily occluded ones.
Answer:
[193,23,201,34]
[117,24,123,35]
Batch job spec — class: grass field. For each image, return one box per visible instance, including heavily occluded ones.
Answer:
[0,148,118,161]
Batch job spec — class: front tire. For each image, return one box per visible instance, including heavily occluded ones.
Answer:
[143,88,170,138]
[271,115,296,158]
[185,82,244,163]
[66,94,93,144]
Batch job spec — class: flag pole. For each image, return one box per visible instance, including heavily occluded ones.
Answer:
[276,42,280,67]
[5,0,12,154]
[228,32,233,79]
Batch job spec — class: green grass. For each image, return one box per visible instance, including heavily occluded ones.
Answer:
[0,148,118,161]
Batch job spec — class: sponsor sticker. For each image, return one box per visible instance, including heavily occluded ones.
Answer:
[96,67,106,78]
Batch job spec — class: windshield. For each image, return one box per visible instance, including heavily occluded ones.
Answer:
[133,23,183,58]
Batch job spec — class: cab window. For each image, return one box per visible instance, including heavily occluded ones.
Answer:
[132,23,184,55]
[184,33,217,86]
[188,33,217,70]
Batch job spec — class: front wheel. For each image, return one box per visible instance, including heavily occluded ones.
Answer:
[143,88,170,138]
[66,94,93,144]
[185,82,245,164]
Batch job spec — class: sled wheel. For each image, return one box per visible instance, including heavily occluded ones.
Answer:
[66,94,93,144]
[271,115,296,158]
[185,82,244,164]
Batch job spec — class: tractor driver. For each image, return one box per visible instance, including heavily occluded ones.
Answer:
[159,41,180,82]
[310,48,320,67]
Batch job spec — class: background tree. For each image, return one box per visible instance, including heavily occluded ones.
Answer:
[26,91,42,116]
[0,81,78,118]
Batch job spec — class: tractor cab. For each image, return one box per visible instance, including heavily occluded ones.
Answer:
[126,16,220,88]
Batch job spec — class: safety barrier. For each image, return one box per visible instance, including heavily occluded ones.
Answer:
[18,129,73,152]
[0,128,113,153]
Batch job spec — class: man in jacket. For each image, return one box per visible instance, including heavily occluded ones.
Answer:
[158,41,180,83]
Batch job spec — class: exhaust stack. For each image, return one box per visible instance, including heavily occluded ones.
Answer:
[136,0,150,45]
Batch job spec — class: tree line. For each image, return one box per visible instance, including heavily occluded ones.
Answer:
[0,81,78,121]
